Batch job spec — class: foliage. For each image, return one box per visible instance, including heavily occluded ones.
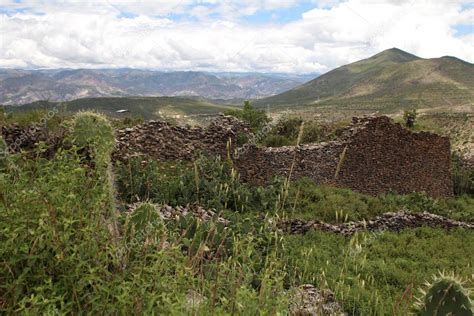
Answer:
[283,228,474,315]
[415,272,473,315]
[263,134,293,147]
[452,154,474,196]
[1,109,474,314]
[125,202,164,232]
[0,146,289,314]
[115,155,285,213]
[261,116,346,146]
[0,107,63,131]
[403,109,418,128]
[286,178,474,222]
[111,116,144,129]
[224,100,271,131]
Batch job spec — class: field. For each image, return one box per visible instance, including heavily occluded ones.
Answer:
[4,96,238,125]
[1,108,473,315]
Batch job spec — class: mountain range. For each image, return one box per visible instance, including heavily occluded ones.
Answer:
[0,69,315,105]
[254,48,474,112]
[2,48,473,117]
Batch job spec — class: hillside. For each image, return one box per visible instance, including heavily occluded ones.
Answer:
[0,69,313,105]
[5,96,237,124]
[254,48,474,113]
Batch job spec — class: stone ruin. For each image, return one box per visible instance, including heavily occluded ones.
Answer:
[234,116,453,197]
[112,115,250,161]
[1,114,454,197]
[113,115,452,197]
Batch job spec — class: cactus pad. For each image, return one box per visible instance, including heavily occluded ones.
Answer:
[415,271,473,316]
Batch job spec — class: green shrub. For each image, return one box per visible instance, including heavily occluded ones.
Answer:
[224,100,270,131]
[115,155,285,213]
[403,109,418,128]
[263,134,292,147]
[452,154,474,196]
[126,202,164,232]
[261,117,347,147]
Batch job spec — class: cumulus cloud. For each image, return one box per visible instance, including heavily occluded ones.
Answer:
[0,0,472,72]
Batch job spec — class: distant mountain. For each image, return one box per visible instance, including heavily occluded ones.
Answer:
[0,69,314,105]
[254,48,474,112]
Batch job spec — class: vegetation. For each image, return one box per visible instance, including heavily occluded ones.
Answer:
[224,100,270,131]
[414,272,473,315]
[261,116,347,147]
[5,96,238,124]
[403,109,417,128]
[254,48,474,114]
[1,111,473,314]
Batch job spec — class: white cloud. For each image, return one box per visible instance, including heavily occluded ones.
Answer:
[0,0,472,72]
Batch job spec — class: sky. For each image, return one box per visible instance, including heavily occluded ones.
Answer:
[0,0,473,73]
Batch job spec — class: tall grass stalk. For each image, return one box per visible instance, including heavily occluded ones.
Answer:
[334,145,348,180]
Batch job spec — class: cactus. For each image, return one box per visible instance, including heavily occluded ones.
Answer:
[415,271,473,316]
[0,135,8,170]
[70,111,115,166]
[70,111,119,238]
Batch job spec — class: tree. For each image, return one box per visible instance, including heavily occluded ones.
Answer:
[225,100,270,131]
[403,109,417,128]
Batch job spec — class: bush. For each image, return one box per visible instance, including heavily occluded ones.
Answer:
[115,155,286,213]
[263,134,292,147]
[0,146,289,314]
[452,154,474,196]
[224,100,270,131]
[261,117,347,147]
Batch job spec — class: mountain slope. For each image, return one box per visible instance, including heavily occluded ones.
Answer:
[0,69,312,105]
[5,96,237,124]
[254,48,474,113]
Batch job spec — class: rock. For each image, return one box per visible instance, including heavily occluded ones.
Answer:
[127,203,229,225]
[185,289,207,311]
[289,284,346,315]
[278,211,474,236]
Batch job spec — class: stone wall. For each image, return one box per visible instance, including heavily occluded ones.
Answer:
[112,115,251,162]
[1,115,454,197]
[233,116,453,197]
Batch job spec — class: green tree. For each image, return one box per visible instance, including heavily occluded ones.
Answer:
[225,100,270,131]
[403,109,417,128]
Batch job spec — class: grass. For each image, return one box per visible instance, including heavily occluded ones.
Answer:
[1,111,473,314]
[283,228,474,315]
[3,96,238,124]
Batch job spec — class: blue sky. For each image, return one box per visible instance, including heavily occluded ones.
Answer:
[0,0,473,71]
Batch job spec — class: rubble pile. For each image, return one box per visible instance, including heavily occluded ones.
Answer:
[278,211,474,236]
[128,203,229,225]
[112,115,251,161]
[288,284,346,316]
[1,123,66,158]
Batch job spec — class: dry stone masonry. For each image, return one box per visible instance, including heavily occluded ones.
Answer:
[2,115,454,197]
[113,115,251,162]
[233,116,453,197]
[278,211,474,236]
